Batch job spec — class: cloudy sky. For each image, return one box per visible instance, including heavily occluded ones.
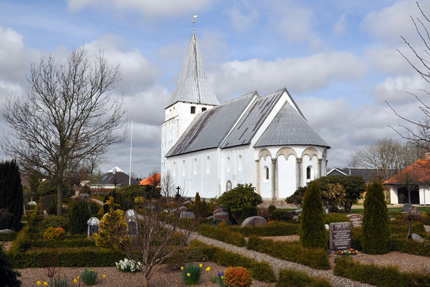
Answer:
[0,0,429,179]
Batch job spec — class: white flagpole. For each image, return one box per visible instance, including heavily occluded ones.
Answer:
[129,120,133,185]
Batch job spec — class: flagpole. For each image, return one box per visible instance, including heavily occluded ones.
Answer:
[129,120,133,185]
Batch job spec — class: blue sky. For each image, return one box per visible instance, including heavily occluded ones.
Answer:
[0,0,429,179]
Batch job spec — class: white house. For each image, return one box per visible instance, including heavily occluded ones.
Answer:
[161,31,330,200]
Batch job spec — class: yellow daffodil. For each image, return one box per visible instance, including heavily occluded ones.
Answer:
[187,273,190,277]
[77,276,80,279]
[74,279,78,283]
[199,264,202,268]
[206,267,210,271]
[36,281,41,285]
[44,282,48,286]
[181,267,184,270]
[103,275,106,278]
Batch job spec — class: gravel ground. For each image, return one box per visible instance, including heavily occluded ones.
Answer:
[10,234,430,287]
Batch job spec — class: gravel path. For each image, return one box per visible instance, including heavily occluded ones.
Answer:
[191,234,373,287]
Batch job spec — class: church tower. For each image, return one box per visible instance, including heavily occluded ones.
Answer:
[161,31,219,175]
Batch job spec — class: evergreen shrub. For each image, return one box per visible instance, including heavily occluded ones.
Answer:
[0,232,17,241]
[0,160,23,231]
[224,267,252,287]
[69,199,91,234]
[324,213,350,224]
[334,256,430,287]
[362,181,390,254]
[300,181,327,250]
[40,216,69,232]
[247,236,330,270]
[271,210,294,222]
[276,269,332,287]
[232,222,299,237]
[0,245,21,286]
[239,206,258,223]
[198,224,246,247]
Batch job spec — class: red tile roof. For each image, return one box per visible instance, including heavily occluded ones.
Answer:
[139,173,161,186]
[384,159,430,185]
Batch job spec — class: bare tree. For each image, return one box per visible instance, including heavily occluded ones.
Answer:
[109,172,197,287]
[3,48,127,216]
[387,2,430,148]
[350,139,423,180]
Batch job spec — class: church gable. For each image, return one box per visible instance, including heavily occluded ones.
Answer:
[254,102,330,148]
[166,92,255,157]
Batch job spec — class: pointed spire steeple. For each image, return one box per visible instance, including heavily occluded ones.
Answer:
[166,31,219,108]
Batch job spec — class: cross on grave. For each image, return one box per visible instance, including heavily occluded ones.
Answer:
[175,186,181,201]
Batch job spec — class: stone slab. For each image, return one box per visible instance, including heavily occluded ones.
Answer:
[347,214,363,228]
[329,222,351,251]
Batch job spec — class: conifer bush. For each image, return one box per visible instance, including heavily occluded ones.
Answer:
[300,181,327,250]
[0,160,23,231]
[69,199,91,234]
[362,181,390,254]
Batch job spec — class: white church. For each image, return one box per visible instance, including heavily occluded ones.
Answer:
[161,31,330,200]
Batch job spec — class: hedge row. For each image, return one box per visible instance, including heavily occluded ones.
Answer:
[198,225,246,247]
[334,256,430,287]
[231,222,299,237]
[189,240,276,283]
[0,232,16,241]
[10,247,123,268]
[276,269,332,287]
[247,236,330,270]
[24,238,96,249]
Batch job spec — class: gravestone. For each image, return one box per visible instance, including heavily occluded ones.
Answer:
[411,233,425,243]
[43,210,49,218]
[409,206,420,216]
[125,209,138,236]
[329,222,351,251]
[347,214,363,228]
[180,211,196,219]
[87,217,100,236]
[402,203,412,213]
[241,216,267,227]
[213,207,229,221]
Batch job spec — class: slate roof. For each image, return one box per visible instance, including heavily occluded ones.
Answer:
[166,92,255,157]
[254,102,330,148]
[220,89,283,148]
[328,168,382,183]
[97,166,138,186]
[166,31,219,108]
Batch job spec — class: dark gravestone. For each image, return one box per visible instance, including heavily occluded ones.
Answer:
[213,208,229,221]
[347,214,363,228]
[329,222,351,251]
[87,217,100,237]
[402,203,413,213]
[126,209,138,236]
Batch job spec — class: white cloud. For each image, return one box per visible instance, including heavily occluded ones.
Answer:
[211,51,366,102]
[333,14,347,36]
[361,0,430,45]
[67,0,213,19]
[373,75,429,104]
[226,4,259,32]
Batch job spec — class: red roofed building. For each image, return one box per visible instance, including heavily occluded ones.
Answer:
[384,153,430,205]
[140,173,161,187]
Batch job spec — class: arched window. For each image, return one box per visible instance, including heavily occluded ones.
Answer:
[182,160,186,176]
[173,162,176,177]
[264,166,269,180]
[306,166,312,180]
[227,157,231,172]
[238,155,243,171]
[193,158,197,174]
[191,106,196,114]
[206,156,210,174]
[226,180,232,192]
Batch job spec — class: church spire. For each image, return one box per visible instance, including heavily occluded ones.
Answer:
[166,31,219,108]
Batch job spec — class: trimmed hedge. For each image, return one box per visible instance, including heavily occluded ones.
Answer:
[334,256,430,287]
[276,269,332,287]
[0,232,17,241]
[9,247,123,268]
[24,238,95,248]
[324,213,350,224]
[391,238,430,257]
[189,240,276,283]
[231,222,299,237]
[247,236,330,270]
[198,224,246,247]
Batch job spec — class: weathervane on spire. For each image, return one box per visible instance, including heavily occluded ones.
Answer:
[193,14,197,31]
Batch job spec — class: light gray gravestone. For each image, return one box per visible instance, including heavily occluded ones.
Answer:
[402,203,412,213]
[125,209,138,236]
[347,214,363,228]
[329,222,351,251]
[87,217,100,236]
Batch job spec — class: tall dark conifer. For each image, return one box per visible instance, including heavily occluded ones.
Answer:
[300,181,327,250]
[0,160,23,231]
[362,180,390,254]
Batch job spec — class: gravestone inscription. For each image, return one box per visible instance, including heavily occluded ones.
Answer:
[346,214,363,228]
[87,217,100,237]
[329,222,351,251]
[126,209,138,236]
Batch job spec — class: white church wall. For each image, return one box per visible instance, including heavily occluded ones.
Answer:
[277,154,297,199]
[220,146,255,194]
[302,154,318,186]
[259,154,273,199]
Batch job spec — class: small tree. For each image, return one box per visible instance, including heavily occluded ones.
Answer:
[362,181,390,254]
[0,160,23,231]
[299,181,327,250]
[69,199,91,234]
[0,245,21,287]
[218,183,262,223]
